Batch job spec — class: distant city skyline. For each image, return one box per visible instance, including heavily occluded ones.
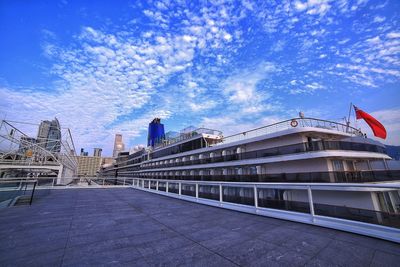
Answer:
[0,0,399,156]
[113,134,125,158]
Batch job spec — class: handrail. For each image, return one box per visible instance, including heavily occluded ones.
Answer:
[113,170,400,184]
[130,178,400,189]
[0,177,137,188]
[0,159,60,166]
[131,177,400,243]
[216,117,363,145]
[0,180,37,207]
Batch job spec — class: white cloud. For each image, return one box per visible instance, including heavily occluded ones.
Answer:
[223,62,277,114]
[366,36,381,44]
[294,1,308,11]
[188,101,217,112]
[373,16,386,23]
[387,32,400,39]
[0,22,214,155]
[294,0,331,16]
[290,82,325,94]
[223,33,232,41]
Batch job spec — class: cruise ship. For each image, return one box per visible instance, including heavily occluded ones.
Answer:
[100,116,400,230]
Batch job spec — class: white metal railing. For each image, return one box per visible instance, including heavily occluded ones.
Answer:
[3,176,398,242]
[0,177,135,188]
[131,178,400,243]
[214,117,363,145]
[0,159,60,166]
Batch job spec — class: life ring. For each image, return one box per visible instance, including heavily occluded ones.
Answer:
[290,120,298,127]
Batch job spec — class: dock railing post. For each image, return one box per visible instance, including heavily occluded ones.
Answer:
[156,180,159,191]
[254,185,258,210]
[179,182,182,195]
[166,181,169,193]
[219,183,223,205]
[196,183,199,199]
[308,186,315,222]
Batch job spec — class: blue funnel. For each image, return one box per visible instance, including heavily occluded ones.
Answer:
[147,118,165,147]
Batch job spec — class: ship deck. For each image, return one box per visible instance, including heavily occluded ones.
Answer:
[1,188,399,266]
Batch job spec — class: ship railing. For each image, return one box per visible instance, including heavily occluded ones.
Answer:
[125,170,400,183]
[153,127,222,149]
[131,178,400,243]
[215,117,363,145]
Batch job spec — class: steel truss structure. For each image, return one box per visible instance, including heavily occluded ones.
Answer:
[0,119,78,184]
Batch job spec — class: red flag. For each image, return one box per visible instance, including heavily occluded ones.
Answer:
[354,105,387,139]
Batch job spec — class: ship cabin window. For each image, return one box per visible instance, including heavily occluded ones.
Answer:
[249,166,257,175]
[332,160,344,171]
[214,169,223,175]
[307,136,324,151]
[151,137,205,159]
[345,160,355,171]
[204,137,221,146]
[376,191,400,214]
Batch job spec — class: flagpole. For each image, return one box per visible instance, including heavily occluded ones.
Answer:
[347,102,353,125]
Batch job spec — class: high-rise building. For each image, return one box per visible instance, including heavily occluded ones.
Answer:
[147,118,165,147]
[37,121,51,148]
[36,118,61,152]
[93,148,102,157]
[76,155,113,177]
[112,134,125,158]
[76,156,102,177]
[80,148,89,156]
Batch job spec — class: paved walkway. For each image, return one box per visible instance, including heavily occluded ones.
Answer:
[0,188,399,266]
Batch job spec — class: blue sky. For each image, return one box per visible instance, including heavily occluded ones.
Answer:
[0,0,399,156]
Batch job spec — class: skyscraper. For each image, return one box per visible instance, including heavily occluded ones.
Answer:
[37,121,51,148]
[93,148,102,157]
[112,134,125,158]
[46,118,61,152]
[37,118,61,152]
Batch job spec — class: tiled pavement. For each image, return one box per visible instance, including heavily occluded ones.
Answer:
[0,188,399,266]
